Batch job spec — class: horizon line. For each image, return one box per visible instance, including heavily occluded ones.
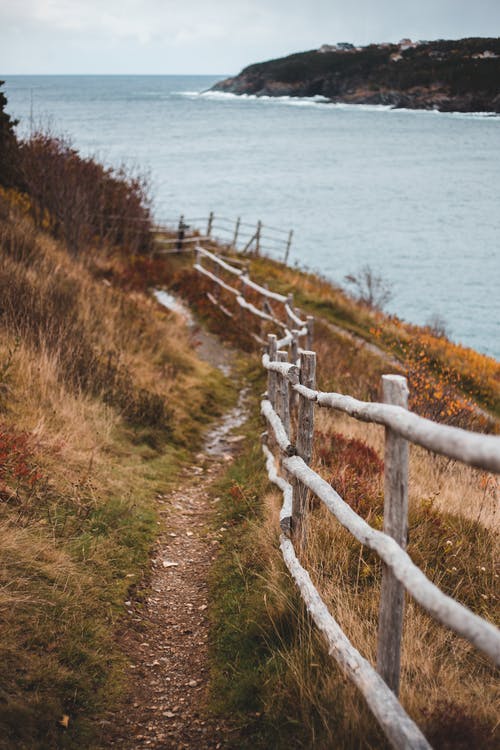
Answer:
[1,72,229,77]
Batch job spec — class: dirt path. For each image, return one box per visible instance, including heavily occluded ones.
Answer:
[103,308,246,749]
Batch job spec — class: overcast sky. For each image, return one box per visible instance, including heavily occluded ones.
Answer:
[1,0,499,75]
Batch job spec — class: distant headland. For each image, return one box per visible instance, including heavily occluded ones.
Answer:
[211,37,500,113]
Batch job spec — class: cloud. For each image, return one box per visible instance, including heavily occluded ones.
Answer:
[1,0,499,74]
[2,0,276,44]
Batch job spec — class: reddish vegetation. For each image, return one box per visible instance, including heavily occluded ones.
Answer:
[0,425,43,502]
[113,254,170,290]
[2,137,152,256]
[171,267,263,351]
[315,430,384,519]
[423,699,499,750]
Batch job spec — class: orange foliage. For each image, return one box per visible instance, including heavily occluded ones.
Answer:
[403,338,480,428]
[371,324,498,429]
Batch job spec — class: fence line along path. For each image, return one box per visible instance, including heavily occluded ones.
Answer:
[152,212,295,262]
[193,243,500,750]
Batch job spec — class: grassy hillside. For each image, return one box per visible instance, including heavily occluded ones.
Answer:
[165,250,499,428]
[1,82,498,748]
[160,247,499,749]
[0,192,233,749]
[1,191,498,749]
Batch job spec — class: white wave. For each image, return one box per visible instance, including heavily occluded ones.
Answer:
[183,90,333,110]
[328,102,394,112]
[186,88,325,103]
[433,110,499,119]
[179,89,499,118]
[390,107,499,120]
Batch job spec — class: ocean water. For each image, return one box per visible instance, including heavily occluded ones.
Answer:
[3,75,500,359]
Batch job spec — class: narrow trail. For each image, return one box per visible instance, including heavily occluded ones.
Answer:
[104,308,247,749]
[322,317,401,369]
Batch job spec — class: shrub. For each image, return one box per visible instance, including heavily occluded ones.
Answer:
[402,335,489,429]
[425,312,449,339]
[315,430,384,519]
[344,265,393,311]
[18,131,152,255]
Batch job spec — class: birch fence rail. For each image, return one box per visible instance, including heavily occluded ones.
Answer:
[153,212,294,261]
[193,245,500,750]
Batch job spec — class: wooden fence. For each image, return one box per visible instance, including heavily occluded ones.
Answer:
[153,212,294,261]
[193,244,500,750]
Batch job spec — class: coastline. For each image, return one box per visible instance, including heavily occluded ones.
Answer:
[197,88,500,117]
[5,75,499,359]
[210,38,500,115]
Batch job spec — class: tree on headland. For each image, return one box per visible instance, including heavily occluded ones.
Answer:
[0,81,20,188]
[344,265,393,311]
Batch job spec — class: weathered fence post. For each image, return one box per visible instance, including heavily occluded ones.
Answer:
[239,267,249,327]
[377,374,409,696]
[206,211,214,238]
[255,220,262,256]
[284,229,293,264]
[233,216,241,248]
[290,329,300,413]
[277,351,290,438]
[267,334,278,409]
[176,215,185,251]
[291,329,299,366]
[306,315,314,350]
[286,293,295,330]
[260,283,270,340]
[292,351,316,545]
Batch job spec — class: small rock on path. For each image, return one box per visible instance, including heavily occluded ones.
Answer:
[102,319,245,749]
[102,457,235,748]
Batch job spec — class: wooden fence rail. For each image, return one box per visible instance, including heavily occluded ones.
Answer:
[154,212,294,260]
[279,383,500,474]
[193,247,500,750]
[279,535,431,750]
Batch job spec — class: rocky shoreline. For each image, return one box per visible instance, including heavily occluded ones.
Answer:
[211,37,500,114]
[213,77,499,113]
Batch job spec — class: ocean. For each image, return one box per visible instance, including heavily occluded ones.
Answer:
[3,74,499,359]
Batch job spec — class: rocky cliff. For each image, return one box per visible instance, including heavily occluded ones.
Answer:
[212,38,500,113]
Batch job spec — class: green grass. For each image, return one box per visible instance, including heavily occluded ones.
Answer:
[0,432,190,750]
[207,403,301,747]
[205,359,372,749]
[206,347,499,749]
[0,364,240,750]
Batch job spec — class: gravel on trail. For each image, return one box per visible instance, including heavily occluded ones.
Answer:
[102,316,247,749]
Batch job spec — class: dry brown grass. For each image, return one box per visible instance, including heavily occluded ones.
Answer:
[207,323,498,748]
[315,409,499,530]
[252,404,499,747]
[0,202,233,748]
[0,207,226,443]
